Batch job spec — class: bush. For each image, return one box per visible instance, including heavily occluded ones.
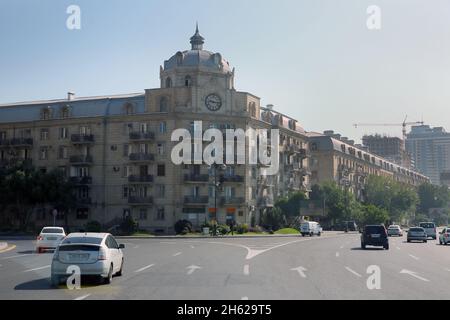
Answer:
[237,224,249,234]
[217,225,230,235]
[248,226,264,234]
[85,220,102,233]
[174,220,193,235]
[120,216,138,235]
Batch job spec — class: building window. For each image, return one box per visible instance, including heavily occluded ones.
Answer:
[165,77,172,88]
[123,166,132,178]
[157,143,165,156]
[124,103,134,115]
[41,108,52,120]
[40,129,49,140]
[76,209,89,220]
[157,164,165,177]
[59,127,68,139]
[185,75,192,87]
[123,186,129,199]
[156,207,165,221]
[61,106,70,119]
[0,131,6,140]
[123,144,130,157]
[39,147,48,160]
[139,208,148,220]
[159,97,168,112]
[58,146,68,160]
[159,122,167,134]
[79,126,91,136]
[156,185,165,198]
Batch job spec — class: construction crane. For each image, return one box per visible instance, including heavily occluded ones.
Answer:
[353,116,424,141]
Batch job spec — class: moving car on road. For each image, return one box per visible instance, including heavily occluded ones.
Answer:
[407,227,428,243]
[300,221,322,237]
[439,227,450,245]
[361,225,389,250]
[387,225,403,237]
[36,227,66,253]
[419,222,437,240]
[51,233,125,287]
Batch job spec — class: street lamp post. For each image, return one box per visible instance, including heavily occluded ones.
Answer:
[210,163,226,236]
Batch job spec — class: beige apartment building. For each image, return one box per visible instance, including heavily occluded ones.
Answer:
[0,27,311,233]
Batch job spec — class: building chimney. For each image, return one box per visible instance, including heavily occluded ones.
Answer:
[266,104,274,110]
[323,130,334,136]
[67,92,75,101]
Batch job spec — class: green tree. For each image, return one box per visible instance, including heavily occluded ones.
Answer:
[418,183,450,214]
[360,204,389,226]
[275,192,308,217]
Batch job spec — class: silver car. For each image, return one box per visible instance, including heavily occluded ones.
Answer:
[51,233,125,287]
[407,227,428,243]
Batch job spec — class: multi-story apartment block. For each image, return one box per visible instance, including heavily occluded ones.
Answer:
[0,27,310,233]
[406,125,450,185]
[362,134,412,168]
[308,131,429,201]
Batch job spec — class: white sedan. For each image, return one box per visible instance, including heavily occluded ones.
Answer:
[36,227,66,253]
[439,227,450,245]
[387,225,403,237]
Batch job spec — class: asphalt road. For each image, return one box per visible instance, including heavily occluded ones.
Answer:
[1,232,450,300]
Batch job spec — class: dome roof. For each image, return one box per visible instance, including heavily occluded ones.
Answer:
[163,24,233,74]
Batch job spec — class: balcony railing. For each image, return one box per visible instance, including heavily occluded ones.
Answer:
[220,175,244,183]
[70,176,93,185]
[70,155,93,165]
[220,197,245,206]
[128,175,154,183]
[129,132,155,141]
[129,153,155,162]
[184,174,209,183]
[71,134,95,144]
[128,196,154,205]
[184,196,209,205]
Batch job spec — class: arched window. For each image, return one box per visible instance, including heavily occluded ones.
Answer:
[124,102,134,115]
[165,77,172,88]
[159,97,168,112]
[248,102,256,117]
[61,105,71,119]
[41,107,52,120]
[185,75,192,87]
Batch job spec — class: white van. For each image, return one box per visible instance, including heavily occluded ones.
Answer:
[300,222,323,237]
[419,222,437,240]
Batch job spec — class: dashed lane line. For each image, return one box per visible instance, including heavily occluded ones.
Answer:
[409,254,420,261]
[135,264,155,273]
[243,265,250,276]
[74,294,91,301]
[1,253,37,260]
[336,252,340,258]
[345,267,362,278]
[173,252,182,257]
[23,265,51,273]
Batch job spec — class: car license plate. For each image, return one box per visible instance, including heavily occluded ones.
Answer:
[69,253,88,260]
[47,237,56,241]
[371,234,381,238]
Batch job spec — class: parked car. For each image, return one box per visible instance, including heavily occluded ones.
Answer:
[419,222,437,240]
[36,227,66,253]
[439,227,450,245]
[407,227,428,243]
[387,225,403,237]
[51,233,125,287]
[300,222,322,237]
[361,225,389,250]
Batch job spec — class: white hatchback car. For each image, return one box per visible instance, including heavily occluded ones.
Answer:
[439,227,450,245]
[51,233,125,287]
[36,227,66,253]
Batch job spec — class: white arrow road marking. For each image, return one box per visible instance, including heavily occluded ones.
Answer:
[400,270,430,282]
[409,254,420,261]
[345,267,362,278]
[291,266,308,278]
[173,252,182,257]
[187,265,202,275]
[74,294,91,301]
[243,265,250,276]
[23,265,50,273]
[135,264,155,273]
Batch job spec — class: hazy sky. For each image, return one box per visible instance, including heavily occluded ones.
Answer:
[1,0,449,142]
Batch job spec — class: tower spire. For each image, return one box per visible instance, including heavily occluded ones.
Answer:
[190,23,205,50]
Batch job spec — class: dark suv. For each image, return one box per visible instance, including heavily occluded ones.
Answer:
[361,225,389,250]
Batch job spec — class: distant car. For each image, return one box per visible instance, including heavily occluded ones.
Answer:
[419,222,437,240]
[387,225,403,237]
[361,225,389,250]
[300,222,322,237]
[51,233,125,287]
[407,227,428,243]
[36,227,66,253]
[439,227,450,245]
[345,221,358,232]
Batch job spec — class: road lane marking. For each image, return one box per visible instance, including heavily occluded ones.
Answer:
[409,254,420,261]
[160,242,178,245]
[190,245,195,249]
[186,265,202,275]
[74,294,91,300]
[23,265,51,273]
[173,252,182,257]
[400,269,429,282]
[243,265,250,276]
[0,244,16,254]
[291,266,308,278]
[1,253,36,260]
[345,267,362,278]
[241,297,249,300]
[340,245,345,249]
[396,247,401,250]
[135,264,155,273]
[336,252,340,258]
[445,268,450,272]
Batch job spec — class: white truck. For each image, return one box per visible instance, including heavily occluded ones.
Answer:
[300,221,323,237]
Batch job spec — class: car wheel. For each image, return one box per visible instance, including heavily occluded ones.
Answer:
[104,265,113,284]
[440,239,443,245]
[36,247,41,254]
[117,259,124,277]
[407,240,411,243]
[361,243,366,250]
[384,244,389,250]
[318,232,322,237]
[51,275,60,288]
[424,240,427,243]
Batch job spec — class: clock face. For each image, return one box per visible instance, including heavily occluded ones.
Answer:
[205,94,222,111]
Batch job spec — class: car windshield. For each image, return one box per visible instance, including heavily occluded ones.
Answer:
[419,223,435,228]
[62,237,103,245]
[365,226,384,233]
[59,245,100,252]
[388,226,398,229]
[41,228,64,234]
[410,228,424,232]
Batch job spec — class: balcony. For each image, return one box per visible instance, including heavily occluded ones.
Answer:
[71,134,95,144]
[70,155,93,165]
[129,131,155,141]
[184,196,209,205]
[184,174,209,183]
[128,153,155,163]
[7,138,34,148]
[220,175,244,183]
[128,175,154,183]
[220,197,245,206]
[70,176,93,185]
[300,168,312,176]
[77,197,92,205]
[128,196,154,205]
